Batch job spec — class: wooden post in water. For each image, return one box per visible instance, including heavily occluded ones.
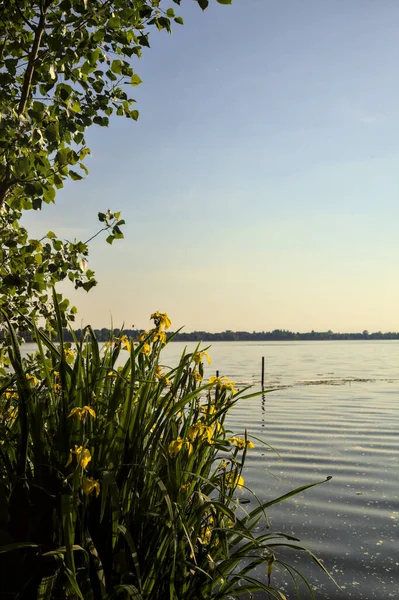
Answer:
[261,356,265,389]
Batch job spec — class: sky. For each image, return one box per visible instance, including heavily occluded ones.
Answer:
[24,0,399,333]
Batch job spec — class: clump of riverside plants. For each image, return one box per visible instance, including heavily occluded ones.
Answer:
[0,295,332,599]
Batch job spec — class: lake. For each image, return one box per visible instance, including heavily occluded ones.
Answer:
[158,340,399,599]
[22,340,399,599]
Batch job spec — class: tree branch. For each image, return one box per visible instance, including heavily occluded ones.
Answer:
[0,3,48,210]
[14,0,38,33]
[17,5,47,115]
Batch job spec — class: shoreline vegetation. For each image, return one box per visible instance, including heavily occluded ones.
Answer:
[0,305,334,598]
[19,328,399,343]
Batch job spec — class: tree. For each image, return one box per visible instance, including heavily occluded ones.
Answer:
[0,0,230,330]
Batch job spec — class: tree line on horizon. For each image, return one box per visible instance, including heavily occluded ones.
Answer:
[17,327,399,343]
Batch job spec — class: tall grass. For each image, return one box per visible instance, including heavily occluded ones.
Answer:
[0,300,333,599]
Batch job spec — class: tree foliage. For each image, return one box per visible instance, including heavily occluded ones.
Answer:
[0,0,228,329]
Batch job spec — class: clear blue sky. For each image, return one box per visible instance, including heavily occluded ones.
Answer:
[25,0,399,332]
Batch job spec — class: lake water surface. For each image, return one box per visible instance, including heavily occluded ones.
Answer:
[159,341,399,599]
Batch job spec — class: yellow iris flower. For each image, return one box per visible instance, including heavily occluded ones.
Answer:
[193,351,211,365]
[150,311,171,330]
[199,404,216,415]
[226,437,255,449]
[68,406,96,422]
[214,421,223,435]
[179,482,191,492]
[155,366,171,385]
[6,407,18,421]
[168,437,193,457]
[64,348,75,363]
[208,376,237,395]
[137,330,151,342]
[66,445,92,469]
[26,373,39,386]
[198,527,212,545]
[225,472,245,489]
[106,336,131,351]
[152,329,167,345]
[142,342,151,356]
[188,422,213,444]
[119,335,131,352]
[82,477,100,497]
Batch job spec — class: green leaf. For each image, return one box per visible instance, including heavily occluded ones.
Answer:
[93,114,109,126]
[81,61,93,75]
[111,59,123,74]
[56,83,73,101]
[79,147,91,160]
[74,132,84,145]
[157,17,171,32]
[130,74,142,86]
[34,254,43,265]
[87,48,102,66]
[82,280,97,292]
[15,157,30,177]
[45,123,59,142]
[53,174,64,189]
[0,543,40,554]
[55,148,70,166]
[32,101,46,114]
[217,0,232,3]
[43,185,56,203]
[52,240,63,251]
[108,16,121,29]
[69,170,84,181]
[93,29,104,43]
[106,235,114,245]
[138,35,150,48]
[79,162,89,175]
[174,17,184,25]
[71,100,81,113]
[4,58,18,74]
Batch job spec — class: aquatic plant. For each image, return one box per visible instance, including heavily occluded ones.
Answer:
[0,297,332,599]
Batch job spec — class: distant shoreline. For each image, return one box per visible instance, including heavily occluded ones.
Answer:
[19,329,399,343]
